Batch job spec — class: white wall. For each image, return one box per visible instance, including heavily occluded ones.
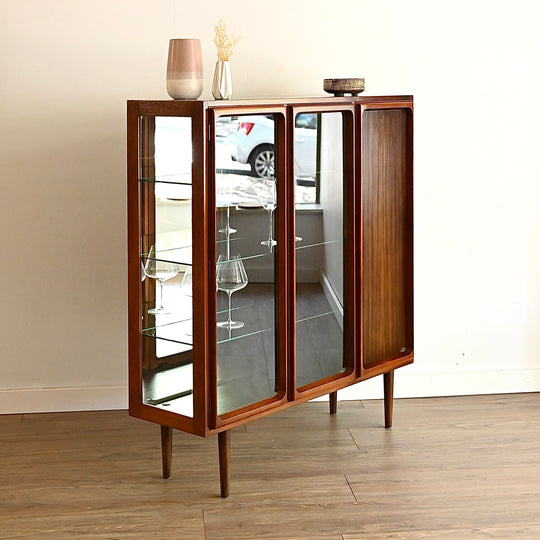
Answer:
[319,113,345,304]
[1,0,539,413]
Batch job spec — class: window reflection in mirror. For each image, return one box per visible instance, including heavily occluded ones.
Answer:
[213,114,317,204]
[140,116,194,417]
[214,114,280,415]
[293,113,318,203]
[295,112,346,389]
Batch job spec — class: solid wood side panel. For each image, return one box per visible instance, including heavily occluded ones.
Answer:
[361,108,413,368]
[127,102,142,412]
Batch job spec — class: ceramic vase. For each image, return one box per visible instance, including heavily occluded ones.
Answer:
[212,61,232,100]
[166,39,203,100]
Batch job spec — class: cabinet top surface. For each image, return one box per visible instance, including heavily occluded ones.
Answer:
[128,95,413,111]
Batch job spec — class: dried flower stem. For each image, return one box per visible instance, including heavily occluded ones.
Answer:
[214,19,241,61]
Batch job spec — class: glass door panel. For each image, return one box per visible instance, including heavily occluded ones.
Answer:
[139,116,194,417]
[214,113,279,415]
[295,112,346,389]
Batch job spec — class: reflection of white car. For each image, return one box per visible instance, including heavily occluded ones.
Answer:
[229,114,317,180]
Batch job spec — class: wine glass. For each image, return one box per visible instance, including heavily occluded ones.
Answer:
[217,176,237,236]
[216,254,248,330]
[259,177,277,251]
[181,266,193,297]
[180,266,193,337]
[143,245,181,315]
[218,203,237,236]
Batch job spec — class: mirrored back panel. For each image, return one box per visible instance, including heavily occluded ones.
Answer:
[214,113,281,415]
[294,112,348,389]
[139,116,194,417]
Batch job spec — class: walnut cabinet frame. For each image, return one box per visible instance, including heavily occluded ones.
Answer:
[127,96,413,497]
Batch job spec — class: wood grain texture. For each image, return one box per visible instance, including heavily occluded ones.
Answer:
[160,424,172,479]
[218,430,230,498]
[329,391,338,415]
[1,393,539,538]
[383,369,394,428]
[361,108,413,369]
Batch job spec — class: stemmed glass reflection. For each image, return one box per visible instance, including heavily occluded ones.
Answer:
[217,175,237,236]
[259,177,277,252]
[217,179,237,261]
[216,254,248,330]
[181,266,192,297]
[181,266,193,337]
[218,204,237,236]
[143,245,181,315]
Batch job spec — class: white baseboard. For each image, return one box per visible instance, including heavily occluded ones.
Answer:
[320,269,343,331]
[0,386,128,414]
[1,369,539,414]
[315,367,540,401]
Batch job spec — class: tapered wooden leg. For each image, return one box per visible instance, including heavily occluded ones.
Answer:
[161,425,172,479]
[218,430,230,498]
[329,391,338,415]
[384,370,394,428]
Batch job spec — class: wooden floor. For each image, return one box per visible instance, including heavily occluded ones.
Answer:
[1,393,540,539]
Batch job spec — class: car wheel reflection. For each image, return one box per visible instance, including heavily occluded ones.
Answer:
[250,144,275,178]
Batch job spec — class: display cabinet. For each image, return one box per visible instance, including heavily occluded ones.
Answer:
[127,96,413,497]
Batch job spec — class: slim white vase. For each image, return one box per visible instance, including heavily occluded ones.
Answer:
[212,61,232,100]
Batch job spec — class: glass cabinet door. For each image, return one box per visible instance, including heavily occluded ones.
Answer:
[139,115,194,417]
[294,111,351,390]
[213,112,283,416]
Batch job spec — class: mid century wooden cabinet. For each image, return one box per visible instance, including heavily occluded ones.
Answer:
[127,96,413,497]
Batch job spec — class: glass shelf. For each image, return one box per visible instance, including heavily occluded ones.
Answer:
[216,240,338,263]
[141,244,283,267]
[142,325,193,347]
[295,239,338,251]
[141,240,338,271]
[141,299,276,346]
[143,304,339,346]
[296,310,335,325]
[140,173,192,185]
[141,176,192,202]
[142,245,192,266]
[215,248,274,266]
[216,296,274,344]
[143,311,193,335]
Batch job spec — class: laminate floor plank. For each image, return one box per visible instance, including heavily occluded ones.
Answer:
[1,506,206,539]
[1,393,539,538]
[362,393,540,425]
[0,413,22,424]
[342,524,540,539]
